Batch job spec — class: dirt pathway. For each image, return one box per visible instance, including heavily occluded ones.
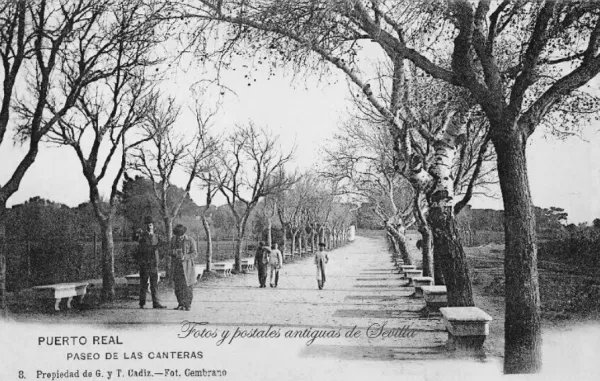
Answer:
[3,234,509,381]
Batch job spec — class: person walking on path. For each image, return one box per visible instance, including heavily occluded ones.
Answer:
[171,224,197,311]
[254,242,269,288]
[134,216,166,309]
[269,243,283,288]
[315,242,329,290]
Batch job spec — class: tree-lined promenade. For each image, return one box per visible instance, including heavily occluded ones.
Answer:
[2,0,600,376]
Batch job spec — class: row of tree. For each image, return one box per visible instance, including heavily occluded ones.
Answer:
[168,0,600,374]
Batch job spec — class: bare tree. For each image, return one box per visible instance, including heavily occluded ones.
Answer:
[9,0,167,302]
[130,95,219,277]
[0,0,98,314]
[215,122,295,272]
[196,172,220,272]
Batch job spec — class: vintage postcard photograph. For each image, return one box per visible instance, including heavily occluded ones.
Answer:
[1,1,600,380]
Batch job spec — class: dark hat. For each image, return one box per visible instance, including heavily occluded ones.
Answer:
[173,224,187,236]
[318,242,326,247]
[143,216,154,224]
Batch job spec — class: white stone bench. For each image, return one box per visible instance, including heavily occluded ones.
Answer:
[32,282,89,311]
[404,269,423,284]
[241,258,254,272]
[412,276,434,297]
[422,285,448,312]
[124,271,163,287]
[440,307,493,352]
[194,265,204,282]
[213,262,233,277]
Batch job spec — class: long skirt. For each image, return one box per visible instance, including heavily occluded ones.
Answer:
[173,261,194,308]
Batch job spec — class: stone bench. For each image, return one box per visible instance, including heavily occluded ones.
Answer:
[399,265,416,276]
[213,262,233,277]
[241,258,254,272]
[194,265,204,282]
[422,285,448,312]
[32,282,89,311]
[124,271,165,296]
[412,276,434,297]
[440,307,493,352]
[404,269,423,284]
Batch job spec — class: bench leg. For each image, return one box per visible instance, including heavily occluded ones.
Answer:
[66,296,73,309]
[54,298,61,311]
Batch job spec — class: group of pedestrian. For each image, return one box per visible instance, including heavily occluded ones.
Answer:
[254,241,329,290]
[133,216,332,312]
[254,242,284,288]
[133,216,197,311]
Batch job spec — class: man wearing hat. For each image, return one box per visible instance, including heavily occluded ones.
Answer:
[135,216,166,309]
[171,224,197,311]
[253,241,269,288]
[315,242,329,290]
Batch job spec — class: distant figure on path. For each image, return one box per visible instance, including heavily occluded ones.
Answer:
[171,224,197,311]
[269,243,283,288]
[315,242,329,290]
[134,216,166,309]
[254,242,269,288]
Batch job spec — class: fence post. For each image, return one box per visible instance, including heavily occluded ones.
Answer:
[26,237,31,281]
[93,231,98,278]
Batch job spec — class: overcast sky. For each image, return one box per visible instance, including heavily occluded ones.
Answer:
[1,52,600,224]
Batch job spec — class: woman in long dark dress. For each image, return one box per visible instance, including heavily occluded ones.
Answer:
[171,224,197,311]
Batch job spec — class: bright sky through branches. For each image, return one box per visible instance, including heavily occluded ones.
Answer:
[1,53,599,224]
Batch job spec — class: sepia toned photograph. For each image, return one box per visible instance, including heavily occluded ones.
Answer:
[1,0,600,380]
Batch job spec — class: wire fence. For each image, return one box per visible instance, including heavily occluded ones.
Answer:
[3,233,259,291]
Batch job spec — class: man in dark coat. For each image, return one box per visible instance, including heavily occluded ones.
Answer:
[135,216,166,309]
[254,242,269,288]
[171,224,197,311]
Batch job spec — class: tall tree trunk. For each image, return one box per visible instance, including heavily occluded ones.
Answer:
[201,214,213,272]
[291,231,297,254]
[411,113,473,306]
[0,207,6,316]
[234,224,244,272]
[428,207,473,306]
[281,225,287,255]
[386,223,411,264]
[414,193,435,280]
[418,224,435,280]
[163,216,173,279]
[494,132,541,374]
[99,219,116,301]
[267,218,272,247]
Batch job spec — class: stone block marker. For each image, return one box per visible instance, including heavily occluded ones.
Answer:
[404,269,423,285]
[422,285,448,312]
[439,307,493,353]
[399,265,416,276]
[412,276,434,297]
